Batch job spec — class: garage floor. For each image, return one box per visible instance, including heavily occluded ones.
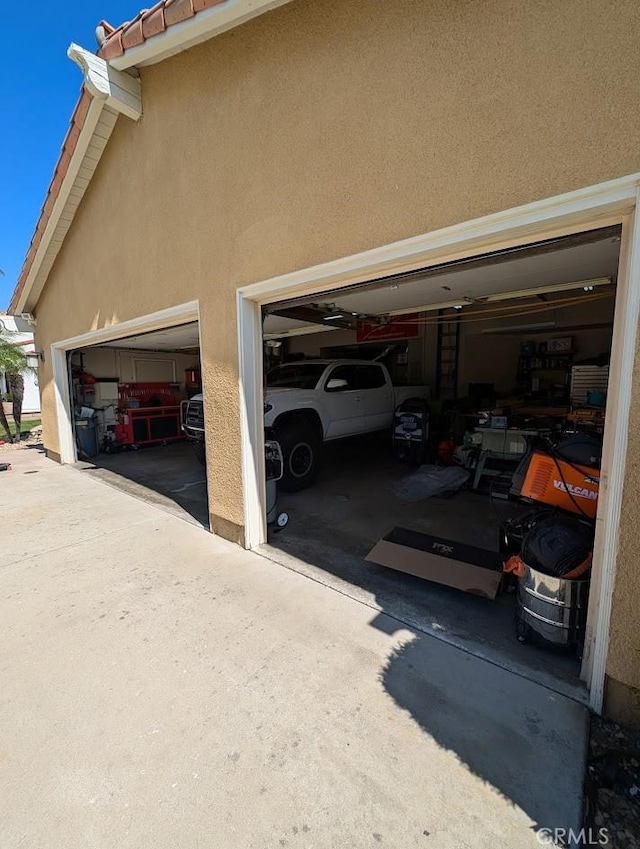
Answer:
[265,433,587,702]
[75,442,208,528]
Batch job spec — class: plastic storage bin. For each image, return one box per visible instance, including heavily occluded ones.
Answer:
[75,418,99,458]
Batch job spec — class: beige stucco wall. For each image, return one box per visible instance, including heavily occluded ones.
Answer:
[32,0,640,712]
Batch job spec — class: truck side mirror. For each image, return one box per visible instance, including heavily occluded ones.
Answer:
[326,378,349,392]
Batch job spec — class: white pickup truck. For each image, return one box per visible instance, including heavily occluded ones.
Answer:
[182,359,427,491]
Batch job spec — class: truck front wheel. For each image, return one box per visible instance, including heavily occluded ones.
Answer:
[277,420,319,492]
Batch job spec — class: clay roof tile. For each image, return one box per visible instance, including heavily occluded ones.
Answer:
[98,0,229,60]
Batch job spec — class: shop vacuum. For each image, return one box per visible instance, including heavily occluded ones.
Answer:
[502,433,601,654]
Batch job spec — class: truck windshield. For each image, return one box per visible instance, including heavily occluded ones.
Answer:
[267,363,327,389]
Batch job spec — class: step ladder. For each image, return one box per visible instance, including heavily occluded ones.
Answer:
[436,311,460,401]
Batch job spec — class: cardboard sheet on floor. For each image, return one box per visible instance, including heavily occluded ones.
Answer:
[366,527,503,599]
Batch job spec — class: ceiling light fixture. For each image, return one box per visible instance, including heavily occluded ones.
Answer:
[323,314,345,321]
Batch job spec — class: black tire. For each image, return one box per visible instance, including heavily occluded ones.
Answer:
[277,419,320,492]
[194,441,206,466]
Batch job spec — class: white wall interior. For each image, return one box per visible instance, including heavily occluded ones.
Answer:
[73,321,202,390]
[74,346,199,387]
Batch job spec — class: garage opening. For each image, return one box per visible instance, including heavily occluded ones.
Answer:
[69,320,208,528]
[259,226,621,700]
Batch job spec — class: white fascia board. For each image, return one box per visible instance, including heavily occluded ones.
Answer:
[15,99,110,315]
[15,47,143,314]
[110,0,295,70]
[68,44,142,120]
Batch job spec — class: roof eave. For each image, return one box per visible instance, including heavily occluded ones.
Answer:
[10,47,142,315]
[10,0,294,314]
[109,0,294,70]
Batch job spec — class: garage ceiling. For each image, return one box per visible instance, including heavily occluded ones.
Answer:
[264,231,620,337]
[100,322,200,352]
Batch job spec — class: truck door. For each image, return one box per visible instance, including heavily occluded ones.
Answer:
[357,364,393,432]
[321,364,366,439]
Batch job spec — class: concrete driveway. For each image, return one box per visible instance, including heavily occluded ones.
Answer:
[0,448,588,848]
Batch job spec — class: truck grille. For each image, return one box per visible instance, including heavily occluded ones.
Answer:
[185,400,204,429]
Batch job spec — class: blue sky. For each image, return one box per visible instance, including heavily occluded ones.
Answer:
[0,1,144,310]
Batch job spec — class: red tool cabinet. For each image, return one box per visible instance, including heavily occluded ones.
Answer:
[114,383,185,447]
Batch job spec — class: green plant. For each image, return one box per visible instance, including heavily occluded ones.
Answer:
[0,326,30,443]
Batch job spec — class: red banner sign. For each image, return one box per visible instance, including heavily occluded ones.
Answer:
[357,314,420,343]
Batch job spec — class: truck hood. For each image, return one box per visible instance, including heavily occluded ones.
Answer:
[264,387,308,397]
[264,386,318,412]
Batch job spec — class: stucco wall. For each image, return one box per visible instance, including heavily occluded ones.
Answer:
[32,0,640,706]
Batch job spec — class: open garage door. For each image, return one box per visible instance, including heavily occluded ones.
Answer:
[255,226,622,704]
[62,316,208,529]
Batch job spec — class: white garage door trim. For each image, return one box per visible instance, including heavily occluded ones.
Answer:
[51,301,200,467]
[237,173,640,714]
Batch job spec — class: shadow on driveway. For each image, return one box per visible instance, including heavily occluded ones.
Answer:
[374,612,588,838]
